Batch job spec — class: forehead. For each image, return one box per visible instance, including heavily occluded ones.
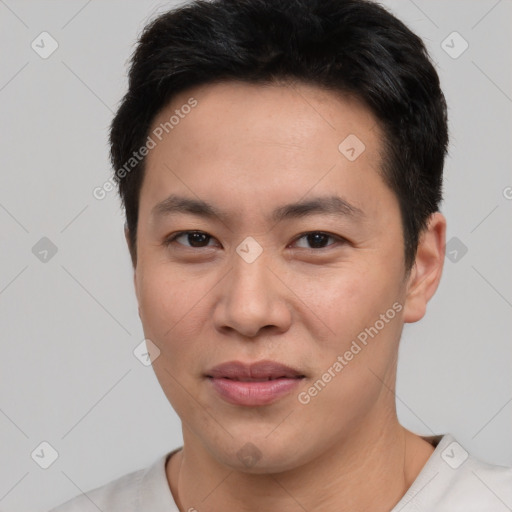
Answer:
[150,79,382,156]
[141,80,392,222]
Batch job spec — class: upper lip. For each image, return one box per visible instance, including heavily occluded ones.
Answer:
[206,360,305,380]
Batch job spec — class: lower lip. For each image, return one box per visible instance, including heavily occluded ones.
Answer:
[208,377,303,406]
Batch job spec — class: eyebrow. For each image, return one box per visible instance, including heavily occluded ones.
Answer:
[151,194,364,223]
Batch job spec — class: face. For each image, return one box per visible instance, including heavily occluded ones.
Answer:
[133,81,420,472]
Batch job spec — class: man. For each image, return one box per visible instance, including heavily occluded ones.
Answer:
[51,0,512,510]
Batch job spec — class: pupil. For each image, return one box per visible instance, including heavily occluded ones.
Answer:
[308,232,328,248]
[189,232,209,247]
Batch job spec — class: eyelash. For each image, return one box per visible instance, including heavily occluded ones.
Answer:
[163,230,346,251]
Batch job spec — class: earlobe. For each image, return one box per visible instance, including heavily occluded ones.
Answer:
[403,212,446,323]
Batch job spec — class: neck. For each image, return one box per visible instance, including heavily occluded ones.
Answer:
[166,413,435,512]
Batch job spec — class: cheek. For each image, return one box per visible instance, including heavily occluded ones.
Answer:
[137,265,207,347]
[294,273,404,434]
[136,266,211,408]
[294,263,403,344]
[298,268,405,411]
[138,272,176,333]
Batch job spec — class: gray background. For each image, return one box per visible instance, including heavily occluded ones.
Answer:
[0,1,510,510]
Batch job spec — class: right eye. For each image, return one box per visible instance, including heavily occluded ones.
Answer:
[164,230,219,249]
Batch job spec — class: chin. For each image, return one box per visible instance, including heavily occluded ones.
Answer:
[207,434,311,475]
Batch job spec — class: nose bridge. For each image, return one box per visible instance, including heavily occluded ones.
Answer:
[232,248,271,299]
[214,244,291,337]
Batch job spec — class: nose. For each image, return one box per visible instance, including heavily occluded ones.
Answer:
[213,250,292,339]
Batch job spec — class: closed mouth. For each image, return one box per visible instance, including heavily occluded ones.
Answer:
[208,376,305,382]
[205,359,306,381]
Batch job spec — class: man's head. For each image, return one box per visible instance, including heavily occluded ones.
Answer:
[109,0,447,473]
[110,0,448,271]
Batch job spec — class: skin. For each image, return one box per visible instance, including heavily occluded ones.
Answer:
[129,80,446,512]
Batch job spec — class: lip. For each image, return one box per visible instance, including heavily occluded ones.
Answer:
[206,360,305,406]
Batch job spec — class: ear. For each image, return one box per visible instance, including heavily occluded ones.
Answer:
[403,212,446,323]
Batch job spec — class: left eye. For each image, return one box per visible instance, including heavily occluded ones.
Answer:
[291,231,341,249]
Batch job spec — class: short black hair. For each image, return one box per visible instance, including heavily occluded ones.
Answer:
[110,0,448,270]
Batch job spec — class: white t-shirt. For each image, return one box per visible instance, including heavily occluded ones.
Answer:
[49,433,512,511]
